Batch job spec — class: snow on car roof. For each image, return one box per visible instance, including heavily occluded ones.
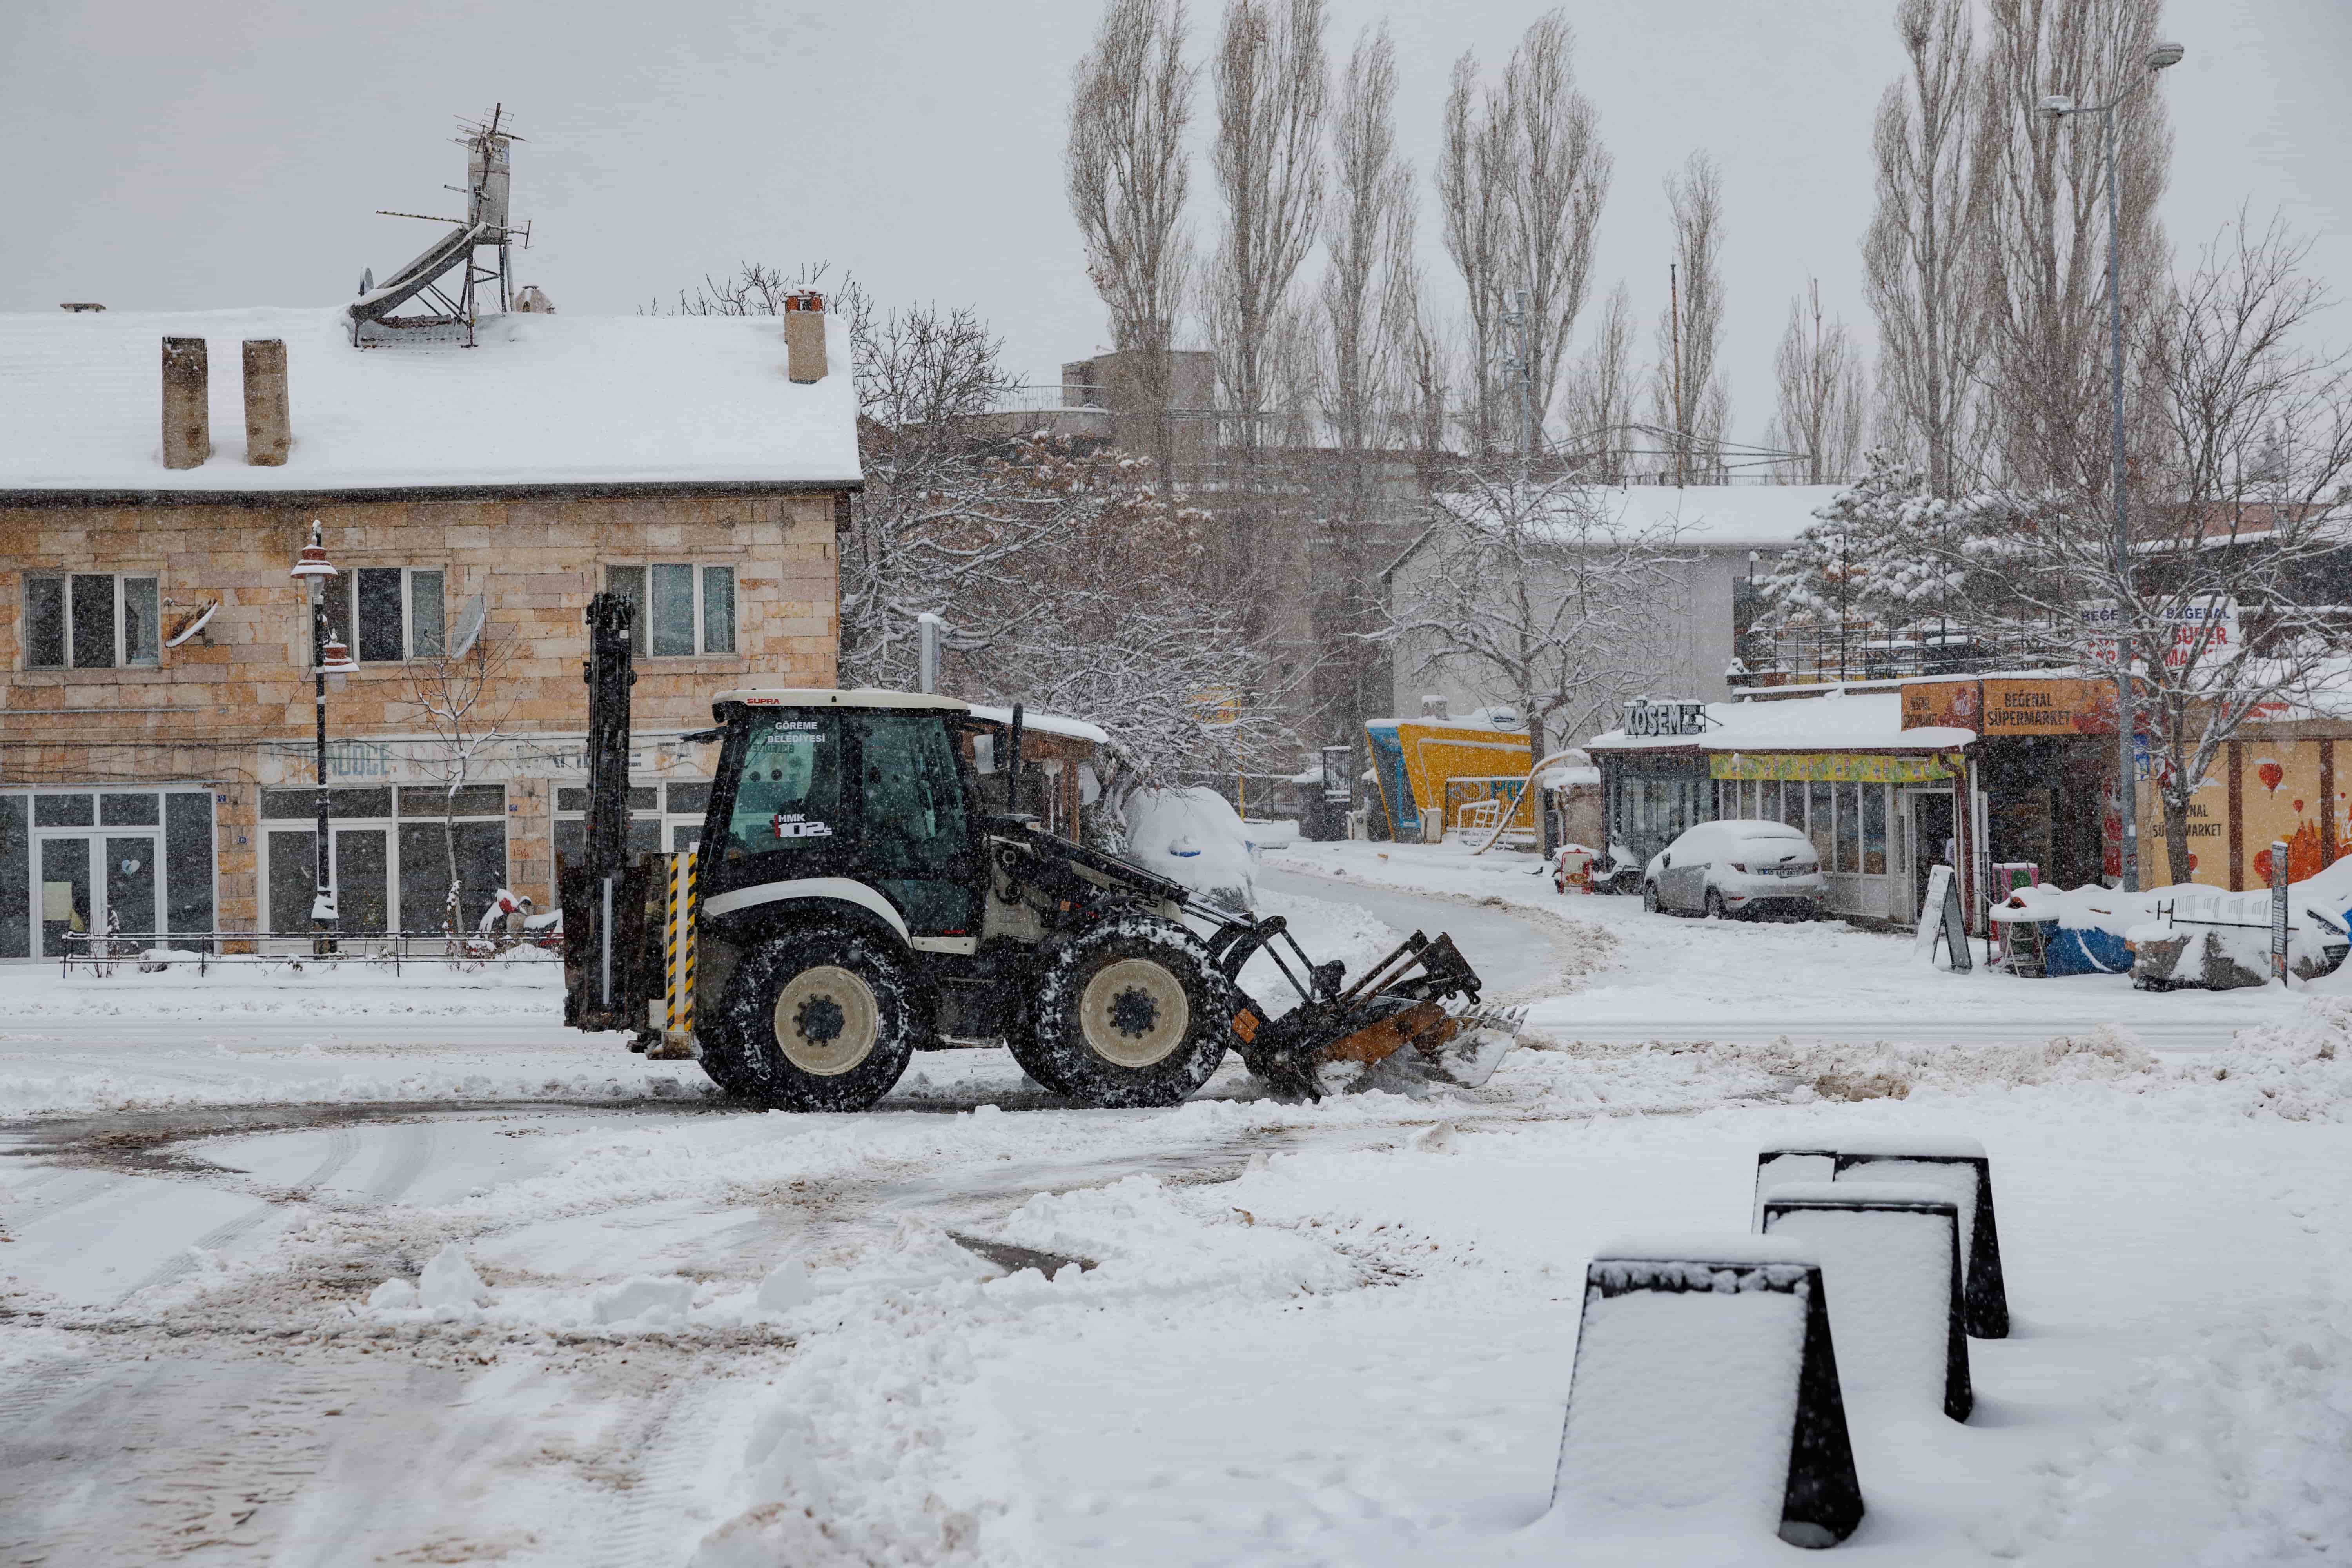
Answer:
[0,306,860,495]
[1587,690,1974,752]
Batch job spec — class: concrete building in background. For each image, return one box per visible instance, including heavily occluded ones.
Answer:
[0,305,858,957]
[1385,485,1841,737]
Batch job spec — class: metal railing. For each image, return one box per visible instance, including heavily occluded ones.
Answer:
[56,928,559,977]
[1736,626,2060,686]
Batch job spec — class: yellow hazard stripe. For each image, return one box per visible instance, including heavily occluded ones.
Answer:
[679,849,698,1036]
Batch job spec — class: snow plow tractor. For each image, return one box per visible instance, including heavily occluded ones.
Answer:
[558,595,1522,1111]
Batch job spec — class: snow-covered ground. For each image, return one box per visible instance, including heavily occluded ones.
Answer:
[5,867,2351,1564]
[1264,840,2320,1048]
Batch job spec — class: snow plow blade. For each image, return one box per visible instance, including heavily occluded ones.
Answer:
[1220,927,1525,1100]
[1330,996,1528,1094]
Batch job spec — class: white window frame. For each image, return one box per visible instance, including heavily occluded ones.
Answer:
[605,563,737,657]
[256,784,506,933]
[553,778,711,853]
[325,565,446,666]
[22,572,162,671]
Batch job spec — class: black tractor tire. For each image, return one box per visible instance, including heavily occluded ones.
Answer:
[1027,916,1233,1109]
[1001,985,1077,1099]
[699,928,923,1112]
[1642,881,1661,914]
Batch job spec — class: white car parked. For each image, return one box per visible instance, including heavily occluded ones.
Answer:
[1641,820,1827,921]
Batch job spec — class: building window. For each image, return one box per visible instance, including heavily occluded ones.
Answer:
[606,564,736,656]
[322,567,445,663]
[552,780,710,864]
[24,573,160,670]
[259,784,505,934]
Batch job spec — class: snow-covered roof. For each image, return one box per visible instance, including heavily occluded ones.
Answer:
[717,688,965,712]
[1590,485,1845,549]
[1587,690,1974,753]
[0,306,861,496]
[962,704,1111,746]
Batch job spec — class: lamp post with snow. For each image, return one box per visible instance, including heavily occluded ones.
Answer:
[2042,37,2184,892]
[289,522,356,950]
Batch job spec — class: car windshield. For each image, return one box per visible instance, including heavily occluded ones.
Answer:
[1740,837,1814,861]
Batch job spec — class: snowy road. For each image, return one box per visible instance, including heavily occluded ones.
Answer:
[5,873,2352,1563]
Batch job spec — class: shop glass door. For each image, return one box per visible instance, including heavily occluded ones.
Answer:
[35,834,158,956]
[335,828,390,934]
[38,838,91,957]
[107,835,158,940]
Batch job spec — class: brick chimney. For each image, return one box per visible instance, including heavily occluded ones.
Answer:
[243,339,290,466]
[784,290,827,384]
[161,337,209,469]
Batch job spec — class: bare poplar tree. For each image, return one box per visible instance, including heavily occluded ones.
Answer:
[1438,11,1609,459]
[1562,281,1635,481]
[1976,0,2171,494]
[1863,0,1987,496]
[1207,0,1328,451]
[1764,281,1870,483]
[1067,0,1198,488]
[1502,13,1610,441]
[1437,52,1511,456]
[1320,23,1404,461]
[1648,153,1730,484]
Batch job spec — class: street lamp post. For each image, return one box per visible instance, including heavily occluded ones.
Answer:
[2042,38,2183,893]
[290,522,354,951]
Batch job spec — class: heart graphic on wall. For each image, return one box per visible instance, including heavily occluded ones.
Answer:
[2258,760,2285,794]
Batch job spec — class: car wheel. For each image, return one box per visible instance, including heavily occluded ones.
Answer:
[1641,881,1661,914]
[701,928,923,1111]
[1705,889,1726,920]
[1029,915,1232,1109]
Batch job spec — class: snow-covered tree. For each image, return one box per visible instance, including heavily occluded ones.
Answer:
[1755,452,1965,651]
[1390,466,1685,779]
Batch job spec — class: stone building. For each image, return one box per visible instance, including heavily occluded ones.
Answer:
[0,303,858,957]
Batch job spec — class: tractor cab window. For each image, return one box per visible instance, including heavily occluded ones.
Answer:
[855,712,976,934]
[725,714,841,859]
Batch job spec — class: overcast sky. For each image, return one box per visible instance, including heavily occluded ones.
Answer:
[5,0,2347,446]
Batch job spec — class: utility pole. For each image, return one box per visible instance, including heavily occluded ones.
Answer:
[2043,38,2184,893]
[1669,262,1685,488]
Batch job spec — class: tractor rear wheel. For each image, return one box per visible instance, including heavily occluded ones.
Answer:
[1028,916,1232,1108]
[701,929,922,1111]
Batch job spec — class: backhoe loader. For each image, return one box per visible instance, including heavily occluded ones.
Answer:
[561,594,1521,1111]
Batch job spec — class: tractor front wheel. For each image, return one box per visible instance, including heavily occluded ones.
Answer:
[701,929,922,1111]
[1028,916,1233,1109]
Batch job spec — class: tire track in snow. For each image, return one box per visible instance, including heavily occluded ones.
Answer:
[114,1127,361,1307]
[0,1354,387,1565]
[0,1169,116,1237]
[588,1379,726,1568]
[365,1120,432,1204]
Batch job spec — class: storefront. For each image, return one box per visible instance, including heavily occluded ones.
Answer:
[0,784,217,959]
[1902,674,2125,926]
[1589,693,1973,926]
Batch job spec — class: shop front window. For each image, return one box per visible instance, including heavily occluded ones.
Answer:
[1863,785,1889,875]
[1809,782,1836,869]
[1836,782,1862,873]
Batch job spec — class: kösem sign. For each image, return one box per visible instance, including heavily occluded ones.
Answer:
[2083,597,2239,670]
[1621,698,1709,739]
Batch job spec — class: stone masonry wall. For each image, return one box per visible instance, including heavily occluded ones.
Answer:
[1,491,841,924]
